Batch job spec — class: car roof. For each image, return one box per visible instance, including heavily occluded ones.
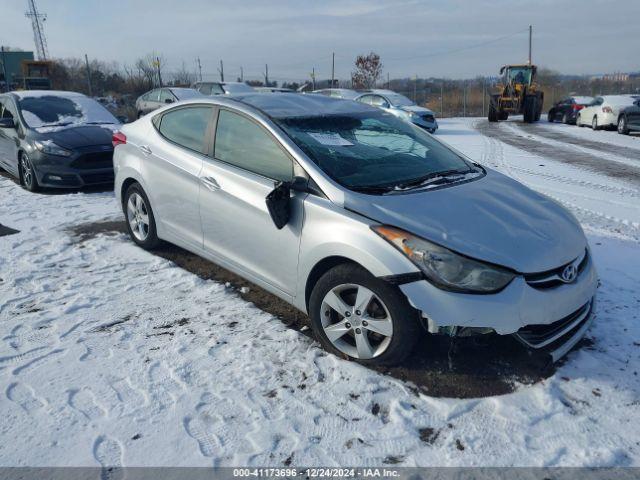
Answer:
[230,92,374,118]
[10,90,87,100]
[570,96,593,103]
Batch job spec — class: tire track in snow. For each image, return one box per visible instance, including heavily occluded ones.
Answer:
[475,119,640,186]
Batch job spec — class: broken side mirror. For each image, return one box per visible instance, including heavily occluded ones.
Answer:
[265,176,309,229]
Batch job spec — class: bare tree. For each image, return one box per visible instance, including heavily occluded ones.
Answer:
[135,53,164,88]
[172,61,195,86]
[351,52,383,89]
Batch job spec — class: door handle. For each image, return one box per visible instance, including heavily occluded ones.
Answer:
[139,145,152,155]
[201,176,220,191]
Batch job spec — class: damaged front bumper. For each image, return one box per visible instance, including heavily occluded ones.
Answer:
[398,253,598,362]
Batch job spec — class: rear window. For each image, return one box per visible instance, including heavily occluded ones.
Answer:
[158,106,212,153]
[18,95,118,131]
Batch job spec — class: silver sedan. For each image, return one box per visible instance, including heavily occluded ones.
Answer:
[113,94,597,365]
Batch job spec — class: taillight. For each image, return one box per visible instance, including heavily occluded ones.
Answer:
[602,106,613,113]
[572,104,584,111]
[112,131,127,147]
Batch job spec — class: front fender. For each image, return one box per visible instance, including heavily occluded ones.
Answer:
[295,195,419,312]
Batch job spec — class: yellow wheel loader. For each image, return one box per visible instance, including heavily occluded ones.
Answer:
[488,64,544,123]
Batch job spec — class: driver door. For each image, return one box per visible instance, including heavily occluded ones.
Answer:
[198,108,304,297]
[0,98,20,176]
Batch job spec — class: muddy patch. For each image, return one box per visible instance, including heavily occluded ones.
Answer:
[68,219,560,398]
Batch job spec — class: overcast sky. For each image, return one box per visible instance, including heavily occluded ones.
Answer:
[3,0,639,82]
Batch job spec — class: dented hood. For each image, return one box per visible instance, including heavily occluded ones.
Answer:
[345,169,586,273]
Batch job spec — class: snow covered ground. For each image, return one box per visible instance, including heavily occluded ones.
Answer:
[0,117,639,467]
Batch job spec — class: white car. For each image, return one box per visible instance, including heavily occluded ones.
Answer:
[576,95,639,130]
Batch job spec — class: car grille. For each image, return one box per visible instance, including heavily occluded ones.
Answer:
[421,114,435,123]
[80,171,115,185]
[524,249,589,289]
[514,301,592,349]
[71,151,114,170]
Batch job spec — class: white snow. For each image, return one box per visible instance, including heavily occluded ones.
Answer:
[1,117,639,467]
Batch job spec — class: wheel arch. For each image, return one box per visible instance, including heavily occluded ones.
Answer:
[304,256,363,312]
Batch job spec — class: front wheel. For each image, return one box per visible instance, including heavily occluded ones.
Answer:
[123,183,160,250]
[309,264,421,366]
[618,116,629,135]
[19,153,40,192]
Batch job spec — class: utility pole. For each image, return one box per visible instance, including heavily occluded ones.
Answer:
[528,25,532,65]
[196,57,202,82]
[482,77,486,117]
[413,75,417,102]
[1,47,8,93]
[240,66,243,82]
[311,67,316,90]
[387,72,390,89]
[440,81,444,118]
[264,64,269,86]
[331,52,335,87]
[155,57,163,87]
[84,54,93,97]
[463,81,466,117]
[218,60,224,82]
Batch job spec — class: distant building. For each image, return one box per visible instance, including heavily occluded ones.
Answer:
[0,47,51,91]
[0,48,35,91]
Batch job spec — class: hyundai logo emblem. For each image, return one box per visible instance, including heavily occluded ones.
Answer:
[560,264,578,283]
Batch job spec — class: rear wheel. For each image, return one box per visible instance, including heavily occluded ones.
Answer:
[618,116,629,135]
[592,116,599,131]
[309,264,421,366]
[488,103,498,122]
[523,96,537,123]
[547,110,555,122]
[19,153,39,192]
[123,183,160,250]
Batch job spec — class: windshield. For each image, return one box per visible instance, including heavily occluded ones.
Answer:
[507,67,532,84]
[18,95,119,131]
[223,83,254,94]
[277,110,477,191]
[386,93,415,107]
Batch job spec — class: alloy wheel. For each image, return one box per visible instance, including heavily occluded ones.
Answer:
[618,117,627,134]
[127,192,150,242]
[320,283,393,360]
[20,155,34,189]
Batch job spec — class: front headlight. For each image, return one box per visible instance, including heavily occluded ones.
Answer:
[373,225,515,293]
[33,140,72,157]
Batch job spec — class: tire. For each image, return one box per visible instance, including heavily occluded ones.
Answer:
[547,110,555,122]
[488,102,498,122]
[592,116,599,131]
[309,263,422,366]
[562,112,570,124]
[19,153,40,192]
[499,111,509,121]
[123,183,160,250]
[523,96,537,123]
[576,113,583,127]
[618,116,630,135]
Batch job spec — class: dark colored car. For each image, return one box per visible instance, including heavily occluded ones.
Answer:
[135,87,203,117]
[547,96,593,124]
[0,90,121,192]
[617,98,640,135]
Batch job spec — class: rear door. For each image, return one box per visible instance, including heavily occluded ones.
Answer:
[144,104,214,248]
[0,97,21,176]
[199,108,304,296]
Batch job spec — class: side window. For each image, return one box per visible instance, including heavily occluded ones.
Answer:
[356,95,373,105]
[158,106,212,153]
[370,95,388,107]
[196,84,212,95]
[159,89,174,104]
[1,99,13,119]
[214,109,293,182]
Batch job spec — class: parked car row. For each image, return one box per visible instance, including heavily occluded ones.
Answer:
[0,88,596,367]
[548,94,640,135]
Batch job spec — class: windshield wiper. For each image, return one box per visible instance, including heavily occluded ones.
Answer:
[84,121,115,125]
[392,169,475,191]
[39,121,73,128]
[349,184,396,194]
